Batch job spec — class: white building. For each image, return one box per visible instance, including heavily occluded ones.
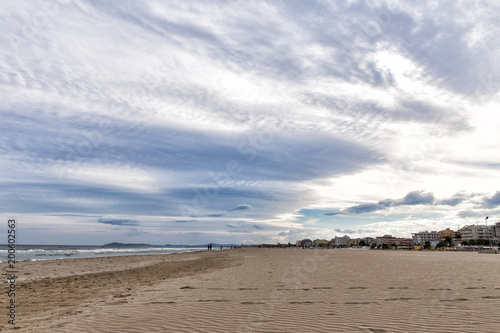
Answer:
[492,222,500,244]
[411,231,441,245]
[460,224,493,242]
[332,235,350,247]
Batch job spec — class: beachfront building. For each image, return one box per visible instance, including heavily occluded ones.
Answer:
[362,237,375,246]
[300,238,313,248]
[438,228,458,238]
[411,231,441,245]
[332,235,350,248]
[491,222,500,245]
[348,238,362,247]
[429,240,441,247]
[313,239,330,247]
[375,235,396,246]
[393,238,413,247]
[460,224,493,242]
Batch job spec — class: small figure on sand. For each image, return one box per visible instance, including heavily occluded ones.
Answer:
[208,243,212,251]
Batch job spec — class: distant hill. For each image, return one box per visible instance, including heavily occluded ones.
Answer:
[103,242,154,247]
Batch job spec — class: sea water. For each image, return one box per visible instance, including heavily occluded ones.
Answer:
[0,244,215,262]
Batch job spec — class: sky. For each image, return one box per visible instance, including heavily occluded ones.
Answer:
[1,0,500,245]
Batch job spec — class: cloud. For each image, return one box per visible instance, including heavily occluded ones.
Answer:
[458,210,479,218]
[225,222,263,233]
[174,220,198,223]
[400,191,435,205]
[324,190,435,216]
[439,196,464,206]
[323,211,342,216]
[98,217,140,226]
[228,204,253,212]
[333,228,377,234]
[344,203,383,215]
[204,214,225,217]
[482,191,500,208]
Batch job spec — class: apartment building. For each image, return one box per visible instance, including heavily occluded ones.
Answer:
[492,222,500,244]
[460,224,492,242]
[375,235,396,246]
[411,231,441,245]
[332,235,350,247]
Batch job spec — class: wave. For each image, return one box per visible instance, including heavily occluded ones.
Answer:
[0,246,207,262]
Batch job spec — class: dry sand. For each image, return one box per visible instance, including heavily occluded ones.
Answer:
[2,248,500,332]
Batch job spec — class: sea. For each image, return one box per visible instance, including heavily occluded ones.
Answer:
[0,244,222,262]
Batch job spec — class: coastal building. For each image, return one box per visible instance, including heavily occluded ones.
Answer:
[438,228,459,238]
[491,222,500,245]
[459,224,492,242]
[362,237,374,245]
[313,239,330,247]
[375,235,396,246]
[411,231,441,245]
[348,238,362,247]
[393,238,413,247]
[332,235,350,248]
[301,238,313,248]
[430,240,441,247]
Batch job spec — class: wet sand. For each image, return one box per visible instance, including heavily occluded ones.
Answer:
[2,248,500,332]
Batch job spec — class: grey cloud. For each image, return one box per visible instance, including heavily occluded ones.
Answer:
[401,191,435,205]
[174,220,198,223]
[344,203,382,214]
[482,191,500,208]
[439,192,467,206]
[323,211,341,216]
[334,228,376,234]
[458,210,480,218]
[324,190,435,216]
[228,204,253,212]
[225,222,263,230]
[98,217,140,226]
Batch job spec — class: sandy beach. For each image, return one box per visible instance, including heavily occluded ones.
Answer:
[2,248,500,332]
